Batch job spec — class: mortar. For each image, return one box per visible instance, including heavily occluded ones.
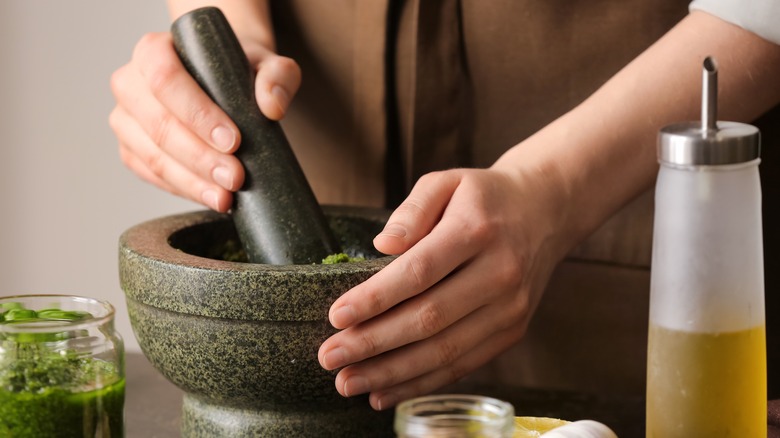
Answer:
[119,206,395,437]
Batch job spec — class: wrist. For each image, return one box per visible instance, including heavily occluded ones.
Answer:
[490,144,578,265]
[491,106,657,262]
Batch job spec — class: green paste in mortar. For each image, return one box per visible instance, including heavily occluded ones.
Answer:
[321,253,365,264]
[0,304,124,437]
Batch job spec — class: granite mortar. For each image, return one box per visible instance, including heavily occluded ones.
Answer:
[119,206,395,437]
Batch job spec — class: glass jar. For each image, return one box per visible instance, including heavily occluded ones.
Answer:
[394,394,514,437]
[0,294,125,437]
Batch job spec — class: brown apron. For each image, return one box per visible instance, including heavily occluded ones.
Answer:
[270,0,780,398]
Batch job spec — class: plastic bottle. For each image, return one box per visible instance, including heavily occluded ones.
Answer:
[646,57,766,437]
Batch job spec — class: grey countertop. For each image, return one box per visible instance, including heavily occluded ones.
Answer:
[126,353,182,437]
[124,352,645,437]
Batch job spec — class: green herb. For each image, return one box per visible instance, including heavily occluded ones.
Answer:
[2,308,38,322]
[0,302,23,311]
[0,304,92,343]
[321,253,365,264]
[0,305,91,325]
[213,238,248,262]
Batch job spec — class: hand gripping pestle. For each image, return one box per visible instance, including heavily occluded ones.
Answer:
[171,7,341,264]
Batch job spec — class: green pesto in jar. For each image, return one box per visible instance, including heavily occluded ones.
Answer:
[0,303,125,437]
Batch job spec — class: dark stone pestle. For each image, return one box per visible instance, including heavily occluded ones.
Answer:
[171,7,340,264]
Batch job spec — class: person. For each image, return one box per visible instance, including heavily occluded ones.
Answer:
[110,0,780,411]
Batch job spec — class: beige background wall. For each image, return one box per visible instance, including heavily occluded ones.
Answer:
[0,1,196,352]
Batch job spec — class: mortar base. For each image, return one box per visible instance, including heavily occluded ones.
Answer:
[181,394,394,437]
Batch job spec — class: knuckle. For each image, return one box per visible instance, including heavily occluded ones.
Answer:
[504,294,531,332]
[275,55,298,69]
[134,33,176,92]
[433,338,461,367]
[416,302,447,337]
[107,108,121,133]
[394,199,426,224]
[150,112,175,150]
[406,252,434,289]
[276,56,301,77]
[358,330,381,357]
[378,362,400,387]
[145,149,168,180]
[362,287,386,316]
[145,57,179,98]
[259,55,302,91]
[493,258,523,290]
[183,103,210,132]
[460,201,495,241]
[464,214,493,244]
[134,32,168,63]
[109,66,129,99]
[444,360,469,384]
[200,156,228,181]
[135,32,160,53]
[515,291,532,318]
[417,170,445,186]
[183,102,230,146]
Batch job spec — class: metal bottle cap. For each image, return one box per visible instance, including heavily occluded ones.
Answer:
[658,57,760,166]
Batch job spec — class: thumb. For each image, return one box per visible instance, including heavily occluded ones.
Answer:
[254,54,302,120]
[375,171,462,255]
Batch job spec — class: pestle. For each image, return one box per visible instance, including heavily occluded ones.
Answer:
[170,7,340,265]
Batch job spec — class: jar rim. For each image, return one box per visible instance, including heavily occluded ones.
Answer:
[0,294,115,334]
[395,394,515,435]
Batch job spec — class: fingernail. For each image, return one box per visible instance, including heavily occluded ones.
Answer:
[201,189,220,211]
[322,347,347,370]
[343,375,370,397]
[211,125,236,152]
[331,305,356,328]
[379,224,406,239]
[376,393,398,411]
[271,85,290,115]
[212,166,235,191]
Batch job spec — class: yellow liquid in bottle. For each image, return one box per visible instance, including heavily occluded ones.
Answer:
[646,324,766,437]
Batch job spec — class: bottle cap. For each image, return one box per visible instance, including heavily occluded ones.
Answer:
[658,57,760,166]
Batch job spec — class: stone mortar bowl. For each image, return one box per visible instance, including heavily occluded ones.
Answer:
[119,206,395,437]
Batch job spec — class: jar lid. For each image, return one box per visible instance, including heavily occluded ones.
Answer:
[658,57,760,166]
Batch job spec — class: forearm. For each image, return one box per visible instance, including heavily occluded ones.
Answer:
[494,10,780,258]
[167,0,275,58]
